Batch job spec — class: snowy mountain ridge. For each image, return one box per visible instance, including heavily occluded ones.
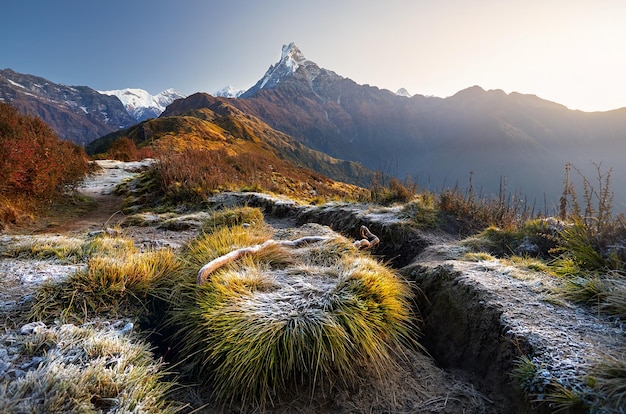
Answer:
[99,88,185,121]
[242,42,336,97]
[214,85,244,98]
[396,88,412,98]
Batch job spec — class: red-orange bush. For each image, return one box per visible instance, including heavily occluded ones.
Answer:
[0,103,89,200]
[106,136,155,161]
[153,149,230,204]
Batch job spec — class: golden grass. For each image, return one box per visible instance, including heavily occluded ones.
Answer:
[30,239,180,323]
[200,206,265,233]
[165,223,417,408]
[1,233,135,264]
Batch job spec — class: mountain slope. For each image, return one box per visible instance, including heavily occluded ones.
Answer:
[229,43,626,211]
[99,88,185,121]
[0,69,136,145]
[87,93,372,198]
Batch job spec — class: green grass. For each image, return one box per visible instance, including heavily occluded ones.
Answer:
[402,193,438,228]
[590,352,626,411]
[462,252,496,262]
[200,206,265,233]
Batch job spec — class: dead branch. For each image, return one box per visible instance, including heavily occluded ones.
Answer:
[353,225,380,250]
[197,226,379,285]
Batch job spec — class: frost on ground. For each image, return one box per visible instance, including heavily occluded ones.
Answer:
[0,258,83,308]
[78,159,155,197]
[0,160,623,413]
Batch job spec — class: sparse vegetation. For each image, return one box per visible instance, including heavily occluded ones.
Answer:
[549,163,626,320]
[495,163,626,413]
[119,147,369,210]
[370,171,417,205]
[437,179,533,233]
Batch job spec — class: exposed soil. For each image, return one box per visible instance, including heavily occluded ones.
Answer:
[1,160,622,413]
[43,160,143,234]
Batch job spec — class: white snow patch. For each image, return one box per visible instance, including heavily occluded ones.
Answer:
[280,42,306,73]
[396,88,412,98]
[7,79,25,89]
[79,159,155,196]
[214,85,244,98]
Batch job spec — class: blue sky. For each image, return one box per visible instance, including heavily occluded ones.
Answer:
[2,0,625,111]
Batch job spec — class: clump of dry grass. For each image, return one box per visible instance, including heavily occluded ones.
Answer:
[200,206,265,233]
[1,233,136,264]
[0,323,178,413]
[30,237,180,323]
[165,220,417,409]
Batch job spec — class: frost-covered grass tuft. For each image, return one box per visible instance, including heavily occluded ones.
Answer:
[200,206,265,233]
[30,244,180,323]
[166,224,417,408]
[1,233,136,264]
[0,322,178,413]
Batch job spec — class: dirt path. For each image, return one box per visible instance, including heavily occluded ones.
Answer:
[50,192,124,235]
[42,160,151,235]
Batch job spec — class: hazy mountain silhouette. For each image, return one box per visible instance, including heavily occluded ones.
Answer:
[227,43,626,212]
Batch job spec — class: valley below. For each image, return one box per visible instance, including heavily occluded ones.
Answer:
[1,160,623,413]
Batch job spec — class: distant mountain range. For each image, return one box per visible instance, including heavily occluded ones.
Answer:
[0,69,135,146]
[228,43,626,212]
[3,43,626,211]
[99,88,185,122]
[0,69,183,145]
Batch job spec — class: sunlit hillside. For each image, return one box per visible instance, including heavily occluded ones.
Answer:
[87,95,372,203]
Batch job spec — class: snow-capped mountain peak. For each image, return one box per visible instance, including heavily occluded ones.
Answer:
[396,88,412,98]
[154,88,185,107]
[214,85,244,98]
[242,42,334,97]
[280,42,307,73]
[99,88,185,121]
